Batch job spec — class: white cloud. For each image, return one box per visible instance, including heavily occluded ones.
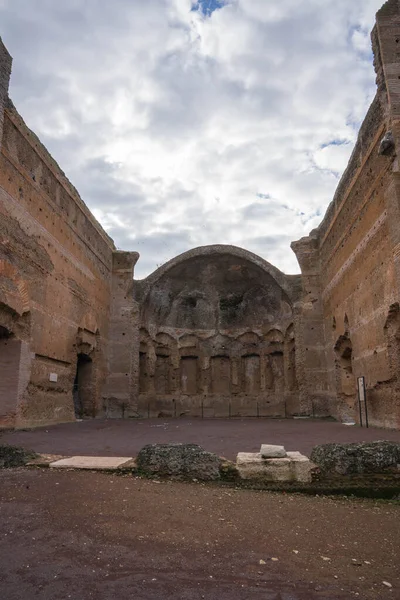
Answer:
[313,142,354,176]
[0,0,384,277]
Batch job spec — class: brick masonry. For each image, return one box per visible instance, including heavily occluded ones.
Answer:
[1,3,400,429]
[291,0,400,429]
[0,37,11,152]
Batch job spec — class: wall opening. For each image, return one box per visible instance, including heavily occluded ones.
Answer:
[139,351,147,393]
[242,354,261,394]
[334,334,357,421]
[265,355,274,390]
[270,351,284,393]
[155,354,171,395]
[73,353,94,418]
[0,326,21,419]
[384,302,400,378]
[285,342,297,391]
[180,356,198,395]
[210,355,231,394]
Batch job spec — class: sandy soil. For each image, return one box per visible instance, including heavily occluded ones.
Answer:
[1,468,399,599]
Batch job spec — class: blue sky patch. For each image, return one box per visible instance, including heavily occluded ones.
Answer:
[320,139,349,149]
[191,0,226,17]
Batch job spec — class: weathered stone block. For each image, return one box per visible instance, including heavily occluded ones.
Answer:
[286,451,315,483]
[136,443,221,481]
[236,452,292,481]
[50,456,133,470]
[260,444,286,458]
[236,451,314,483]
[310,441,400,476]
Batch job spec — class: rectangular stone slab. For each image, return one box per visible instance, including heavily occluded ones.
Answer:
[236,452,293,481]
[260,444,287,458]
[236,452,315,483]
[49,456,133,470]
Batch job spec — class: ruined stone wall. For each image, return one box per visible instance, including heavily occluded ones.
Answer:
[0,39,11,154]
[0,38,118,427]
[4,2,400,430]
[318,105,395,426]
[292,0,400,428]
[134,246,303,418]
[102,251,140,418]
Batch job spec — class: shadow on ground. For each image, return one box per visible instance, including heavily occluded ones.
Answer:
[2,418,400,460]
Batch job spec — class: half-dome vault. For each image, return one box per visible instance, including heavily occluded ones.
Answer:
[133,245,302,418]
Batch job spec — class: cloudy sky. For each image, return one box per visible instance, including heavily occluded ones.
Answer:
[0,0,385,277]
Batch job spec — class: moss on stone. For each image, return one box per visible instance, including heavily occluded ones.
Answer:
[0,445,38,468]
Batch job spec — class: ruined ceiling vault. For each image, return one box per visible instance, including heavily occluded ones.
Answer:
[135,246,300,331]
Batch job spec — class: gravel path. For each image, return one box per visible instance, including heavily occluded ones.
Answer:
[0,468,399,599]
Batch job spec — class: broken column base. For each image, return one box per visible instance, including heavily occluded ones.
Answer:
[236,451,315,483]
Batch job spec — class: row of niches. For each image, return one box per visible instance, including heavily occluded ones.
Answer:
[139,325,295,351]
[139,326,297,396]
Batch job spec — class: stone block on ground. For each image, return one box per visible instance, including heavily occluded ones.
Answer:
[310,441,400,476]
[260,444,287,458]
[49,456,133,470]
[236,451,314,483]
[237,452,292,482]
[136,443,221,481]
[286,451,315,483]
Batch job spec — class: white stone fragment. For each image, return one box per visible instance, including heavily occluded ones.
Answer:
[49,456,133,470]
[260,444,287,458]
[236,451,315,483]
[236,452,292,481]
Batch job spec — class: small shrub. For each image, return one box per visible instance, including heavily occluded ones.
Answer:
[0,445,38,468]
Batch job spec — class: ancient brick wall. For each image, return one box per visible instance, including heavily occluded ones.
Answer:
[292,0,400,428]
[290,234,328,418]
[318,118,396,426]
[134,246,303,418]
[102,251,140,418]
[0,38,119,427]
[3,3,400,430]
[0,38,11,153]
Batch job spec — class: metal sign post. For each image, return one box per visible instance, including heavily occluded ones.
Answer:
[357,376,368,428]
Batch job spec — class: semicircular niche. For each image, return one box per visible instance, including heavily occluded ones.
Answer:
[135,250,297,418]
[140,253,293,330]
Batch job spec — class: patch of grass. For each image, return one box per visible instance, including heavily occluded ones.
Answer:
[0,445,38,468]
[219,460,239,482]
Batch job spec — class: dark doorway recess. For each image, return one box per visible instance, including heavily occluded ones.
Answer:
[73,353,94,418]
[0,325,21,418]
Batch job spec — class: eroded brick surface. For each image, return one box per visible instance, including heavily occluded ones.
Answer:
[1,2,400,429]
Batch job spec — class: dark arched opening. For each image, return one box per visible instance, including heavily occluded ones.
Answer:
[0,325,22,421]
[73,353,94,418]
[334,334,356,421]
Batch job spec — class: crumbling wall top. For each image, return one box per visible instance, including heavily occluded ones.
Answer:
[0,36,12,149]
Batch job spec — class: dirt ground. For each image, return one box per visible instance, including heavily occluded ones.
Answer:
[0,468,399,600]
[2,417,400,460]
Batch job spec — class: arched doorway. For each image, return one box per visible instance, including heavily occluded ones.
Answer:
[73,353,94,418]
[0,325,22,423]
[334,333,357,421]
